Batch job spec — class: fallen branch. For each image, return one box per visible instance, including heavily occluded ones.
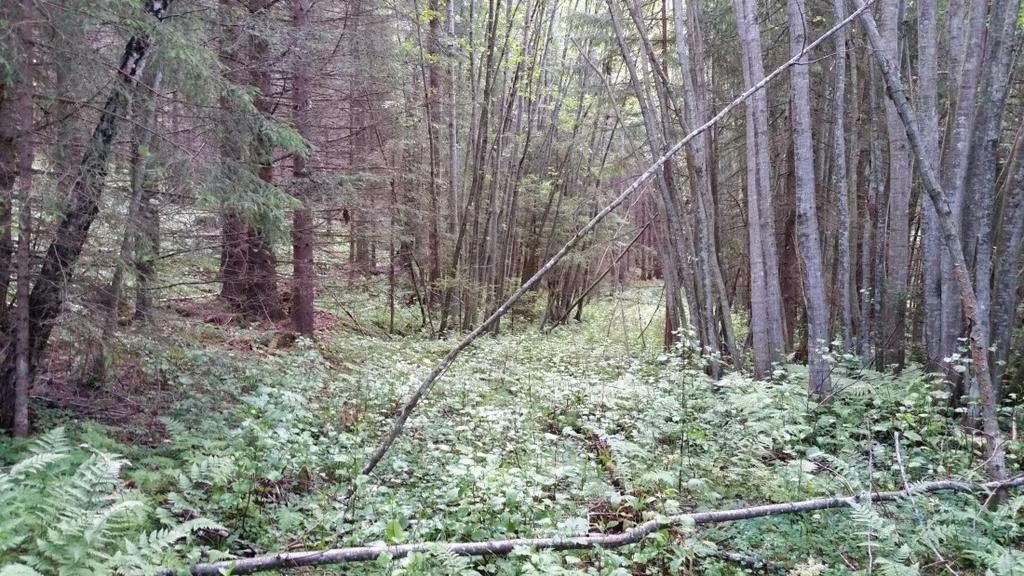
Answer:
[165,475,1023,575]
[339,0,877,506]
[716,551,788,570]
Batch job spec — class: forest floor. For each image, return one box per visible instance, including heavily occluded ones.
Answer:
[3,283,1022,575]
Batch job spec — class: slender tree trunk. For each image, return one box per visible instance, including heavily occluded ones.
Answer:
[85,68,163,386]
[0,85,14,326]
[732,0,783,377]
[11,0,36,437]
[962,0,1019,402]
[607,0,697,354]
[133,178,159,321]
[671,0,739,371]
[991,127,1024,388]
[439,0,501,334]
[786,0,831,397]
[290,0,316,337]
[832,0,853,354]
[939,0,985,374]
[918,0,942,371]
[861,64,884,362]
[879,0,911,371]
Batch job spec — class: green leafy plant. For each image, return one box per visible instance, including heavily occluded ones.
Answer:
[0,428,219,575]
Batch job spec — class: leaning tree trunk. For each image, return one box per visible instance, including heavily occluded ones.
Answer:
[0,0,172,432]
[607,0,698,355]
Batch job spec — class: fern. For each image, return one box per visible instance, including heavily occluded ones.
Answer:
[0,438,221,575]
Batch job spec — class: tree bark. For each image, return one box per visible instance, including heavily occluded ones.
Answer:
[785,0,831,397]
[878,0,910,372]
[961,0,1019,402]
[832,0,853,355]
[991,127,1024,388]
[290,0,316,337]
[0,84,15,326]
[732,0,784,377]
[10,0,36,437]
[917,0,941,372]
[938,0,986,373]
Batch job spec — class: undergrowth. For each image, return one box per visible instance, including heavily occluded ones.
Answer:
[1,284,1021,575]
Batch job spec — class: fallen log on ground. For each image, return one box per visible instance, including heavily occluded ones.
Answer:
[164,475,1024,575]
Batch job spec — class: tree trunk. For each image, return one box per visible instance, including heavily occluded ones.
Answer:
[732,0,783,377]
[961,0,1019,403]
[0,84,14,327]
[671,0,740,371]
[11,0,36,437]
[832,0,853,355]
[991,127,1024,389]
[879,0,911,372]
[290,0,316,337]
[785,0,831,397]
[939,0,986,376]
[245,0,285,321]
[917,0,941,372]
[85,68,163,386]
[607,0,697,352]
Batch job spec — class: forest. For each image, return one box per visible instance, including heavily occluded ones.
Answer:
[1,0,1023,573]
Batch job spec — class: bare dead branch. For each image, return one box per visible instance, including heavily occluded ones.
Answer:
[164,475,1024,575]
